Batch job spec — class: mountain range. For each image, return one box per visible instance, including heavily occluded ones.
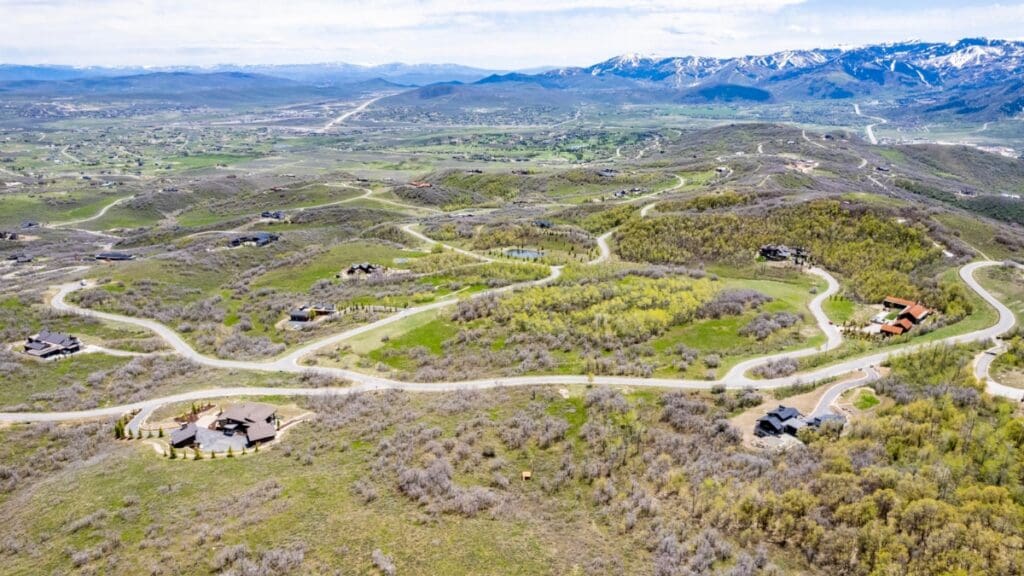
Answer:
[1,38,1021,119]
[437,38,1024,119]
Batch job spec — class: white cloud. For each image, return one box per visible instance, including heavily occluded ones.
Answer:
[0,0,1020,67]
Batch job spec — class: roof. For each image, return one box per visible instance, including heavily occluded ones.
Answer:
[884,296,916,308]
[757,414,786,432]
[784,419,809,431]
[96,251,134,260]
[220,402,277,424]
[766,405,800,421]
[903,304,930,321]
[897,318,914,331]
[246,421,277,443]
[170,422,197,446]
[32,330,78,347]
[232,232,279,244]
[811,414,846,426]
[881,323,905,335]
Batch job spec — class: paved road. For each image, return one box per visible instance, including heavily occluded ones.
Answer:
[811,367,879,418]
[2,246,1016,423]
[854,103,888,145]
[723,266,843,384]
[973,346,1023,400]
[972,262,1024,400]
[320,96,382,132]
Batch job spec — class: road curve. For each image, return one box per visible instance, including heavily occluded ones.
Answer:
[972,262,1024,400]
[810,367,879,418]
[49,195,135,228]
[723,266,843,384]
[1,258,1015,423]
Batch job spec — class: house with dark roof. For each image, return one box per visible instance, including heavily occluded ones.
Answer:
[230,232,279,248]
[95,251,135,261]
[755,405,802,437]
[216,402,277,445]
[289,303,336,322]
[245,422,277,444]
[759,244,792,261]
[170,422,198,448]
[24,330,82,358]
[343,262,384,277]
[756,405,845,437]
[260,210,286,220]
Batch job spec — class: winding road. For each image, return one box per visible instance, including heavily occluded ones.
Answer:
[0,259,1016,424]
[4,174,1022,425]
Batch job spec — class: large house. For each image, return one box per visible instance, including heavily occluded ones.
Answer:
[754,405,846,438]
[230,232,279,248]
[759,244,809,264]
[755,405,803,437]
[879,296,932,337]
[342,262,384,277]
[216,402,278,445]
[170,422,198,448]
[289,303,337,322]
[24,330,82,358]
[95,251,135,261]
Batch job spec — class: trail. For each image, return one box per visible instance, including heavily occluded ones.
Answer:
[60,145,82,164]
[802,130,827,149]
[401,224,494,262]
[49,195,134,228]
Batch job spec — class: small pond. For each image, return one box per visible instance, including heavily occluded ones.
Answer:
[505,248,544,259]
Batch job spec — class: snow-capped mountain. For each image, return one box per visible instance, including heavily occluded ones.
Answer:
[473,38,1024,118]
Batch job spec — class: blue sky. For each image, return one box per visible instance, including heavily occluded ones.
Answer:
[0,0,1022,68]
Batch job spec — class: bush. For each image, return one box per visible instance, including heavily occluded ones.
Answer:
[751,357,799,379]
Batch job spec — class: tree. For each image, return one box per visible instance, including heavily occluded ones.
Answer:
[227,447,234,458]
[169,446,177,460]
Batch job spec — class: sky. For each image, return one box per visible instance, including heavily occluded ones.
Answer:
[1,0,1023,69]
